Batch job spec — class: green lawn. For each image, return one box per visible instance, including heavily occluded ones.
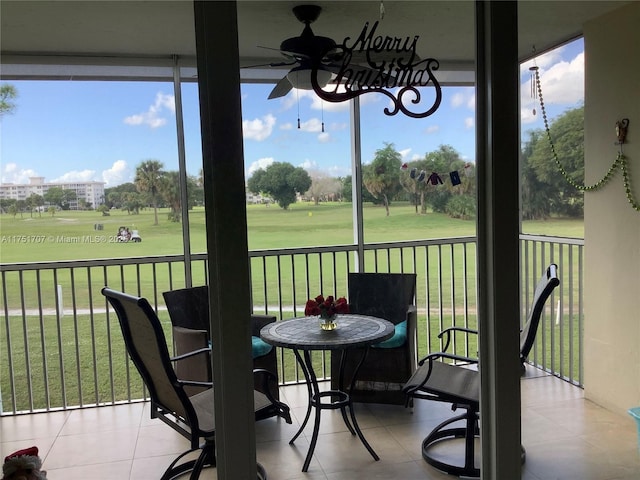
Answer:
[0,202,583,263]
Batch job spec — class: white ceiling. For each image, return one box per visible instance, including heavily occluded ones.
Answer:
[0,0,631,80]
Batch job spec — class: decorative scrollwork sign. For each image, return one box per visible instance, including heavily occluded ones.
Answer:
[311,21,442,118]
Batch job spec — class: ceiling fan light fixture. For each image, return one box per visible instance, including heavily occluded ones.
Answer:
[286,66,332,90]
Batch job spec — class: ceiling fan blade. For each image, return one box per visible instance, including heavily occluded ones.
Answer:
[242,60,297,69]
[268,76,293,99]
[258,45,313,62]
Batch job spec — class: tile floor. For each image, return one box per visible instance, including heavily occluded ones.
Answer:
[1,370,639,479]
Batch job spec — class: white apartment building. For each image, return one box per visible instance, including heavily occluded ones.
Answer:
[0,177,105,210]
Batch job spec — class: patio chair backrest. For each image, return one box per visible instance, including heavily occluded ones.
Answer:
[162,285,210,332]
[519,264,560,364]
[348,273,416,325]
[102,287,195,426]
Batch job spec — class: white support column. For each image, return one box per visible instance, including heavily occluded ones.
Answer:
[350,97,365,272]
[475,1,522,478]
[172,55,192,287]
[193,2,258,479]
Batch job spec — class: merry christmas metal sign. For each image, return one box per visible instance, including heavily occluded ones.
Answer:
[312,21,442,118]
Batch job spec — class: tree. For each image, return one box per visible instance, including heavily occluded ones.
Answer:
[8,204,18,218]
[0,84,18,116]
[25,194,36,218]
[61,189,77,210]
[43,187,76,210]
[134,160,165,225]
[305,171,342,205]
[32,194,44,217]
[160,171,198,222]
[340,175,377,203]
[105,182,138,209]
[96,204,111,216]
[107,191,123,209]
[123,192,144,215]
[525,106,585,217]
[420,145,475,219]
[0,198,16,214]
[247,162,312,210]
[15,200,27,218]
[362,143,403,216]
[399,160,430,214]
[44,187,66,208]
[521,130,553,219]
[26,193,45,217]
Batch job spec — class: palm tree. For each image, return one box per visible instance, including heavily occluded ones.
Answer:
[134,160,165,225]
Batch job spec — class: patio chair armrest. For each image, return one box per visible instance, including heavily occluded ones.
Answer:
[176,379,213,388]
[170,347,211,363]
[417,351,448,366]
[405,353,446,395]
[417,350,479,366]
[438,326,478,354]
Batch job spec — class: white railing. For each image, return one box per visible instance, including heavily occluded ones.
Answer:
[0,235,582,415]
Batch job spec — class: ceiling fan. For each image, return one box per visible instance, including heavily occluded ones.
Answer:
[248,5,340,99]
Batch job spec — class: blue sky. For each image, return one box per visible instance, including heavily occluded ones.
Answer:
[0,39,584,187]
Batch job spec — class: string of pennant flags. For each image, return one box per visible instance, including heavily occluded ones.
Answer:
[400,163,475,187]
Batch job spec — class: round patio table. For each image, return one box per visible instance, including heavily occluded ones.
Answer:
[260,314,395,472]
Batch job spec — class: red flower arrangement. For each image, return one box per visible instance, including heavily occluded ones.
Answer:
[304,295,350,319]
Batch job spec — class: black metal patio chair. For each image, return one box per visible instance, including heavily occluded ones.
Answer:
[102,287,291,480]
[402,264,560,477]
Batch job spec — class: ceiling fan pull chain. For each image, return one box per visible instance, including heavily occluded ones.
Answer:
[297,79,301,129]
[321,100,325,133]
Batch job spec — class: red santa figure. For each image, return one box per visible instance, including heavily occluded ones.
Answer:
[2,447,47,480]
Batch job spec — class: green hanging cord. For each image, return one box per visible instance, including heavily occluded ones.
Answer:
[620,154,640,211]
[534,68,639,211]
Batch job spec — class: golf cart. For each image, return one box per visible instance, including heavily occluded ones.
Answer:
[117,226,142,242]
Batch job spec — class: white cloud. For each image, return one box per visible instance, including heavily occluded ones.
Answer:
[521,47,564,72]
[299,159,317,170]
[466,94,475,110]
[328,122,348,131]
[464,117,474,129]
[124,92,175,129]
[521,107,537,125]
[327,164,350,177]
[451,92,464,108]
[299,118,323,133]
[102,160,132,186]
[1,163,38,184]
[247,157,275,176]
[451,91,475,110]
[399,148,412,159]
[51,170,97,183]
[520,51,584,124]
[276,116,330,140]
[317,132,331,143]
[308,93,350,112]
[425,125,440,134]
[243,114,276,141]
[280,88,356,113]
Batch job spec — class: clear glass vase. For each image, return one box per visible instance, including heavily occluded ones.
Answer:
[319,315,337,331]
